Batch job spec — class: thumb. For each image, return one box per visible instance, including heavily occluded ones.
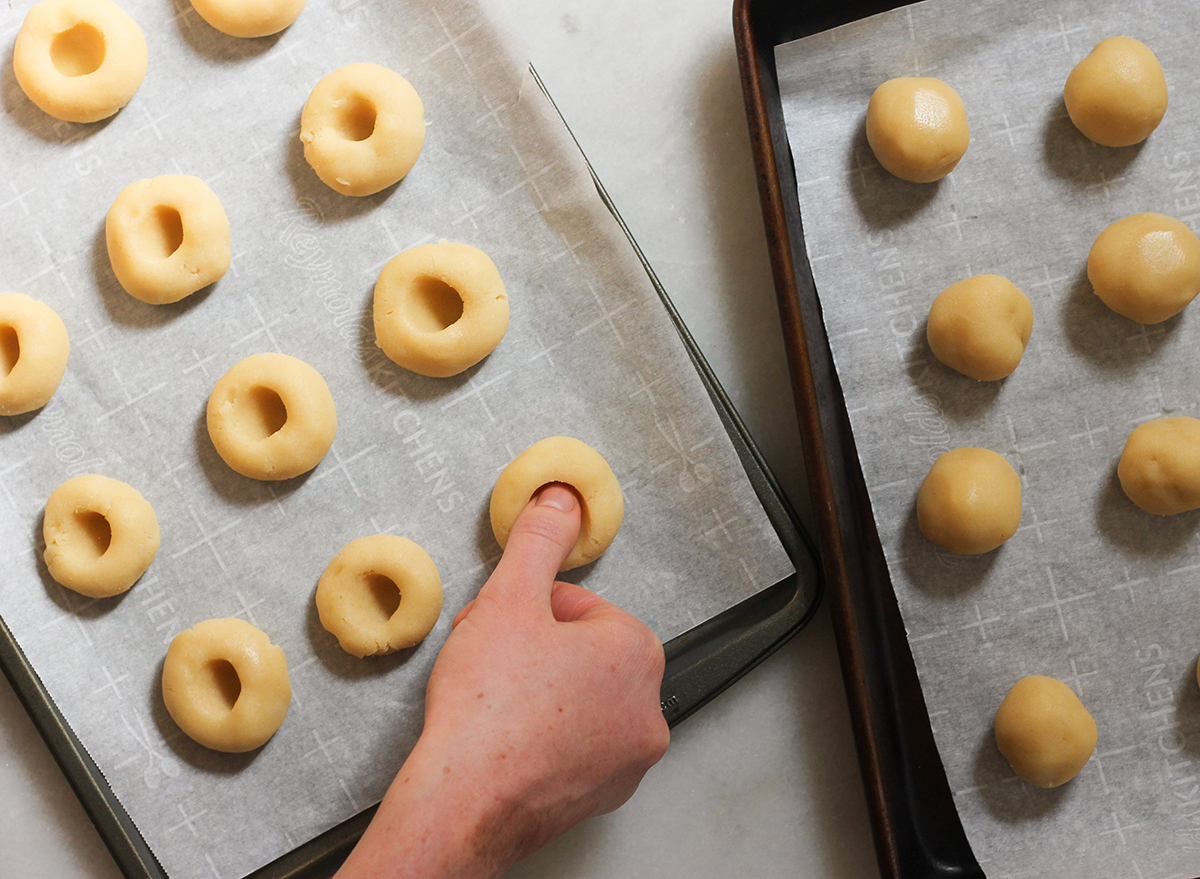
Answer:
[483,483,582,607]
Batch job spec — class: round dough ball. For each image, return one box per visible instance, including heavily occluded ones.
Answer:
[316,534,443,657]
[43,474,160,598]
[917,448,1021,555]
[300,62,425,197]
[162,618,291,753]
[189,0,305,37]
[490,437,624,571]
[865,77,970,183]
[13,0,147,123]
[0,292,70,416]
[1087,212,1200,324]
[1118,416,1200,515]
[927,275,1033,381]
[373,241,509,377]
[206,353,337,481]
[106,175,231,305]
[1064,36,1167,148]
[995,675,1097,788]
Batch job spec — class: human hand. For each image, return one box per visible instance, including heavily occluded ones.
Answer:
[335,483,669,879]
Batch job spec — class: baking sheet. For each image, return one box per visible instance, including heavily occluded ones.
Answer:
[0,0,794,876]
[776,1,1200,877]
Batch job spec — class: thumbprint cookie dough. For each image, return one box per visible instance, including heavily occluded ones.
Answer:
[207,353,337,481]
[994,675,1097,788]
[1088,212,1200,324]
[374,242,509,377]
[43,474,160,598]
[162,618,291,753]
[926,275,1033,381]
[189,0,306,37]
[0,293,70,416]
[316,535,443,657]
[917,448,1021,555]
[1118,416,1200,516]
[13,0,147,123]
[865,77,970,183]
[106,175,231,305]
[1064,36,1168,147]
[300,62,425,197]
[491,437,624,571]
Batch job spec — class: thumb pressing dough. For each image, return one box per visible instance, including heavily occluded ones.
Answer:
[865,77,970,183]
[1118,416,1200,516]
[1064,36,1167,147]
[994,675,1097,788]
[1088,212,1200,324]
[917,447,1021,555]
[926,275,1033,381]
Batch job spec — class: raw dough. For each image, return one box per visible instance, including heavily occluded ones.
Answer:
[490,436,624,571]
[0,292,70,416]
[189,0,306,38]
[106,175,231,305]
[162,618,291,753]
[865,77,970,183]
[43,474,160,598]
[1064,36,1168,147]
[206,352,337,481]
[299,62,425,197]
[373,241,509,377]
[315,534,443,657]
[994,675,1097,788]
[1118,416,1200,515]
[926,275,1033,381]
[1088,212,1200,324]
[13,0,147,123]
[917,447,1021,555]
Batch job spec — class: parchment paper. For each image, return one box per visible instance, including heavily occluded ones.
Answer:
[0,0,794,875]
[776,1,1200,877]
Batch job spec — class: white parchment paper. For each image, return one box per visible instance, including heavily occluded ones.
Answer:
[777,1,1200,877]
[0,1,794,876]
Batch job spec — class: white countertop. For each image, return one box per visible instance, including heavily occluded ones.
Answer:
[0,1,881,876]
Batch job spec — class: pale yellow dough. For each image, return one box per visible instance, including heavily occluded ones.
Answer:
[865,77,970,183]
[917,448,1021,555]
[300,62,425,197]
[1118,416,1200,515]
[43,474,160,598]
[1088,212,1200,324]
[374,242,509,377]
[491,437,624,571]
[206,353,337,481]
[926,275,1033,381]
[189,0,306,37]
[106,175,231,305]
[162,618,291,753]
[0,292,70,416]
[316,535,443,657]
[1064,36,1167,147]
[13,0,147,123]
[994,675,1097,788]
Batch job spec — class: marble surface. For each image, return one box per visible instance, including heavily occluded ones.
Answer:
[0,0,881,876]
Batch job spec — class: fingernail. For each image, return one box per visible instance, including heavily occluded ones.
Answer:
[537,483,578,512]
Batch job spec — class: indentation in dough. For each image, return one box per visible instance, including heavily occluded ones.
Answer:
[410,276,464,332]
[243,385,288,439]
[74,510,112,558]
[363,571,401,622]
[50,21,106,77]
[336,93,377,142]
[204,659,241,711]
[0,324,19,377]
[136,205,184,260]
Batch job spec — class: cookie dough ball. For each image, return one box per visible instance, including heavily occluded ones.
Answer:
[13,0,147,123]
[1087,212,1200,324]
[206,353,337,481]
[927,275,1033,381]
[300,62,425,197]
[162,618,291,753]
[106,175,231,305]
[189,0,306,37]
[1064,37,1167,148]
[917,448,1021,555]
[43,474,160,598]
[491,437,624,571]
[374,242,509,377]
[995,675,1097,788]
[865,77,970,183]
[316,535,443,657]
[0,293,70,416]
[1118,416,1200,515]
